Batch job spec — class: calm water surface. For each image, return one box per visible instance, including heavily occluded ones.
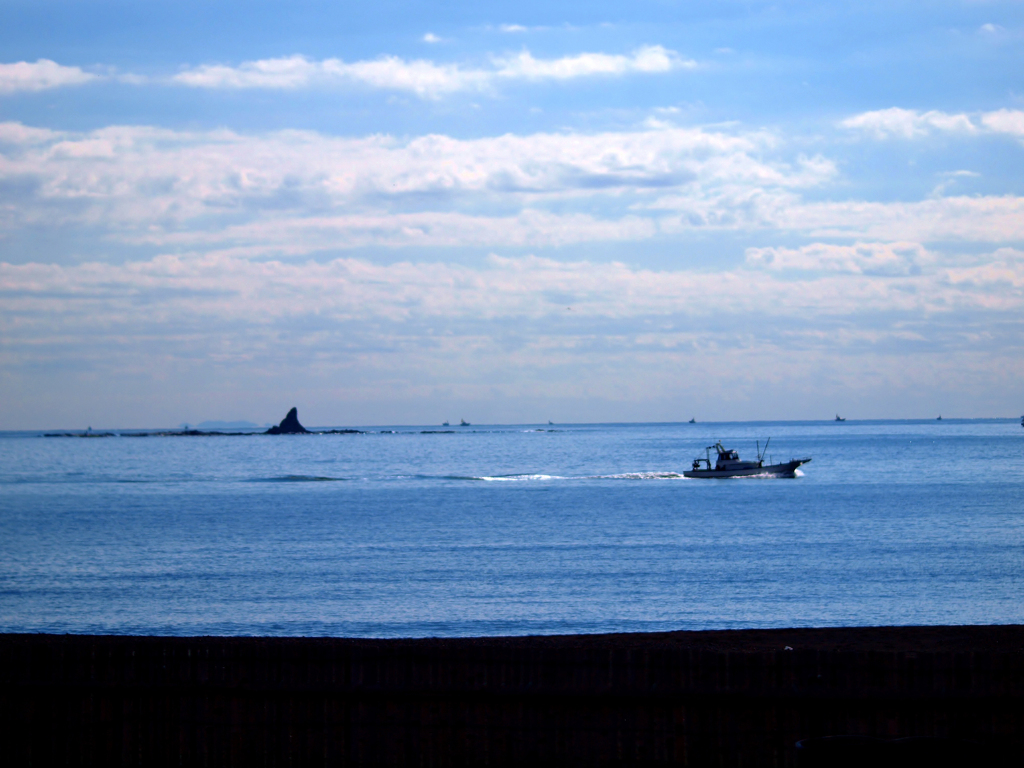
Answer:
[1,420,1022,636]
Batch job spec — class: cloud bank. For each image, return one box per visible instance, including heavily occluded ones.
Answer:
[4,247,1022,425]
[4,120,1023,264]
[2,110,1023,425]
[0,121,831,254]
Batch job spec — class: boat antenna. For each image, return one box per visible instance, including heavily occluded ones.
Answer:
[760,437,770,462]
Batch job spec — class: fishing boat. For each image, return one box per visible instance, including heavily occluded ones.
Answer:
[688,418,696,424]
[460,419,470,426]
[835,414,845,422]
[683,440,811,479]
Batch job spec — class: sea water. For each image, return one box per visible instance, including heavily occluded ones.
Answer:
[1,420,1022,637]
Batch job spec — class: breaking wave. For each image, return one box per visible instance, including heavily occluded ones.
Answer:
[452,473,566,482]
[447,471,685,482]
[590,472,686,480]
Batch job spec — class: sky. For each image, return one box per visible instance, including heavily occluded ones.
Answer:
[1,0,1023,428]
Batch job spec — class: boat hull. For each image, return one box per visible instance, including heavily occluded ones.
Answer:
[683,458,811,479]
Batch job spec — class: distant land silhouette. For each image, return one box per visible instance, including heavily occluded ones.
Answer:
[44,408,362,437]
[195,420,260,430]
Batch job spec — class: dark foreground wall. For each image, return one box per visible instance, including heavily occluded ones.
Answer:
[1,627,1022,767]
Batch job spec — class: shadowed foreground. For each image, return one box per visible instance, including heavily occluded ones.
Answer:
[1,627,1022,766]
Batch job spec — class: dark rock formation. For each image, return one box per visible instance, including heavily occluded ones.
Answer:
[265,407,309,435]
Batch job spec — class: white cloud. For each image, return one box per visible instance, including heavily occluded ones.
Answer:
[0,59,98,94]
[499,24,528,33]
[0,121,816,248]
[4,119,1024,422]
[777,196,1024,242]
[172,46,693,97]
[980,109,1024,137]
[840,108,976,139]
[422,33,443,44]
[1,120,1019,272]
[494,46,694,80]
[746,241,933,276]
[324,56,488,97]
[645,188,1024,243]
[841,107,1024,141]
[0,122,62,144]
[173,55,318,88]
[4,246,1021,331]
[4,248,1022,410]
[172,55,484,97]
[930,169,981,197]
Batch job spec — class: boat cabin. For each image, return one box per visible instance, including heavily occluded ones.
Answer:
[716,446,740,461]
[691,442,764,472]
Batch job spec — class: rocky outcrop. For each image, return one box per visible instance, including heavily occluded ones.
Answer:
[265,407,310,435]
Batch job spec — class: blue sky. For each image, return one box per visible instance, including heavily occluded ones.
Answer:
[2,0,1023,428]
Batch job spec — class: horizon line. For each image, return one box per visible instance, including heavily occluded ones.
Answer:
[3,415,1021,434]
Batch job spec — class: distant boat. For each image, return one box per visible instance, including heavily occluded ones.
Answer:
[442,421,449,426]
[684,441,810,479]
[835,414,846,422]
[688,418,696,424]
[937,415,942,421]
[1020,415,1023,427]
[548,420,554,425]
[460,419,470,426]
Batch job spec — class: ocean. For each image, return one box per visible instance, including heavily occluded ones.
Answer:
[1,420,1022,637]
